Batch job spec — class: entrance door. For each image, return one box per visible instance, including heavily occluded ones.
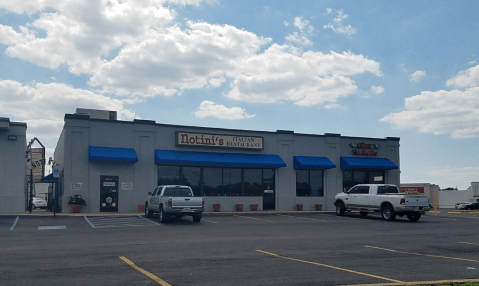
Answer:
[262,169,275,210]
[100,176,119,212]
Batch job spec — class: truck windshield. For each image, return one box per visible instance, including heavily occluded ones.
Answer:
[377,186,399,194]
[163,187,193,197]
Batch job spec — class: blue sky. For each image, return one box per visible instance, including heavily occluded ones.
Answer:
[1,0,478,189]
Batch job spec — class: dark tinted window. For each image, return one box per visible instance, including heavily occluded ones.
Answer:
[378,186,399,194]
[358,186,370,194]
[223,168,242,196]
[163,187,193,197]
[244,169,262,196]
[296,170,324,197]
[204,168,223,196]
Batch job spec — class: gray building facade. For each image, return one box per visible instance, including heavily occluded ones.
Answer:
[0,118,27,214]
[54,113,400,213]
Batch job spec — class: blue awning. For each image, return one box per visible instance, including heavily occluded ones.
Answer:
[340,157,398,170]
[41,173,56,182]
[293,156,336,169]
[155,149,286,168]
[89,146,138,163]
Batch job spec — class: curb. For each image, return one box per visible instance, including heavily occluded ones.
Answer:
[1,211,335,217]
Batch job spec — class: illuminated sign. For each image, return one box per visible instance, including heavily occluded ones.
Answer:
[177,132,263,150]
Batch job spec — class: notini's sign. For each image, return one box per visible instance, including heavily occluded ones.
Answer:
[176,132,263,150]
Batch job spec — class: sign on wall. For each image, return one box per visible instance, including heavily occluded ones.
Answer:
[350,142,379,156]
[176,132,264,150]
[400,187,425,194]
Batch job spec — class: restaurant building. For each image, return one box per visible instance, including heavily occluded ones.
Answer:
[0,117,27,214]
[54,109,400,213]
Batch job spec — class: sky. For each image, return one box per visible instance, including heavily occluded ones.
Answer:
[0,0,478,189]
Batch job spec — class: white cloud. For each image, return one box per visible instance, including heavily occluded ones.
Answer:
[380,87,479,139]
[2,1,176,74]
[446,64,479,88]
[0,80,136,139]
[293,17,314,34]
[0,2,381,109]
[410,70,426,82]
[323,10,356,36]
[89,21,271,97]
[371,86,385,94]
[285,32,311,46]
[194,100,255,120]
[322,103,347,110]
[226,44,382,106]
[285,17,314,46]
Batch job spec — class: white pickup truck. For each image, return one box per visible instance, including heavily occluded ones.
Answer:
[145,185,204,223]
[334,184,430,222]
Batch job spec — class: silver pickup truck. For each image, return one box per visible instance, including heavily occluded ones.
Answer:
[334,184,430,222]
[145,185,204,223]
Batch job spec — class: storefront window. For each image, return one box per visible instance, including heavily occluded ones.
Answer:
[296,170,324,197]
[181,167,201,196]
[158,166,275,197]
[158,166,180,185]
[342,170,385,191]
[223,168,242,196]
[203,168,223,196]
[244,169,262,196]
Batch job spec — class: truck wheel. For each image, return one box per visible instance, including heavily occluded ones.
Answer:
[360,211,368,217]
[407,213,421,222]
[381,205,396,221]
[159,207,168,223]
[145,203,153,218]
[336,202,345,216]
[193,214,202,222]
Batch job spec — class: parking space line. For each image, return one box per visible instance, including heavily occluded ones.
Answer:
[9,216,19,231]
[365,245,479,263]
[138,215,161,225]
[234,215,274,223]
[255,250,403,283]
[202,219,218,224]
[84,216,96,228]
[277,214,327,222]
[460,242,479,246]
[119,256,171,286]
[84,216,159,228]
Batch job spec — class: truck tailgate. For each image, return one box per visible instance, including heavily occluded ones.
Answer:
[171,197,202,208]
[404,196,429,207]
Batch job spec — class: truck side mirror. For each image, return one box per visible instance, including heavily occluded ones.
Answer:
[148,192,152,195]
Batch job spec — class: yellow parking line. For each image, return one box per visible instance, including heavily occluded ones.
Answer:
[365,246,479,263]
[277,214,327,222]
[119,256,172,286]
[460,241,479,246]
[342,278,479,286]
[233,215,274,223]
[255,250,403,283]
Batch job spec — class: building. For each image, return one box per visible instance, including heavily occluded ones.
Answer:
[0,118,27,214]
[400,183,440,206]
[54,110,400,213]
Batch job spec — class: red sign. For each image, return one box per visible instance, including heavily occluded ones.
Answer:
[400,187,424,194]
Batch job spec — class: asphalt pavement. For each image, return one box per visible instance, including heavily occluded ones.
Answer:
[2,209,479,286]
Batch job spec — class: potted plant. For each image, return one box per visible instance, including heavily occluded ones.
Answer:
[235,204,243,211]
[315,204,322,211]
[213,203,221,212]
[138,204,145,213]
[251,204,258,211]
[296,204,303,211]
[67,194,87,213]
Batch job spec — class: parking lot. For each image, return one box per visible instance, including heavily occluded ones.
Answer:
[2,210,479,286]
